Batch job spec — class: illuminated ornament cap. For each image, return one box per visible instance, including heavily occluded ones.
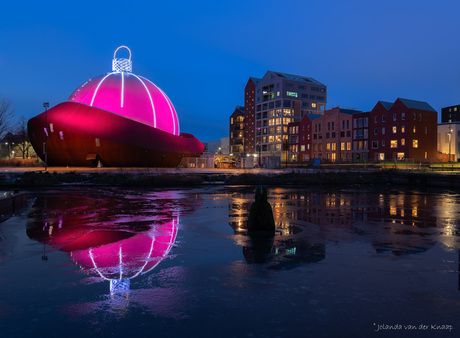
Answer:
[112,46,132,72]
[68,46,180,136]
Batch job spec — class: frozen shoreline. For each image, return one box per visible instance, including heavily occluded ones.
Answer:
[0,167,459,189]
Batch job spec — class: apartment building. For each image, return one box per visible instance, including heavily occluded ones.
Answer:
[247,71,327,164]
[368,98,438,161]
[229,106,244,155]
[311,108,360,162]
[441,104,460,123]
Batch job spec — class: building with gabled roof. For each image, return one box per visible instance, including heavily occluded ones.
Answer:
[368,98,438,161]
[289,113,322,162]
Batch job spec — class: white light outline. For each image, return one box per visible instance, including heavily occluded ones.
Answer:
[140,217,178,276]
[130,236,156,279]
[89,249,110,281]
[113,46,132,60]
[121,72,125,108]
[141,76,179,136]
[119,246,123,280]
[131,74,156,128]
[90,73,114,107]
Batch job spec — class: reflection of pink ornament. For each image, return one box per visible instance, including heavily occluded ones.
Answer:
[66,218,177,287]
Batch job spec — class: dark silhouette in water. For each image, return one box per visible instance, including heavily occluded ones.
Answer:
[247,185,275,232]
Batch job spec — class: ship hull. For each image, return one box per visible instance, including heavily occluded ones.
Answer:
[28,102,204,167]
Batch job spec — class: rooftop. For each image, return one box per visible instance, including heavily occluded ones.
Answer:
[266,71,325,86]
[398,98,437,112]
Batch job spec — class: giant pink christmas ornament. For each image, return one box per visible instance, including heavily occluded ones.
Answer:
[28,46,204,167]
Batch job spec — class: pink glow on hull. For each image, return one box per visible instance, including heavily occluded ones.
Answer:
[68,73,179,136]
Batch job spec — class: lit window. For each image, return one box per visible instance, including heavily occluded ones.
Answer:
[413,126,416,133]
[287,91,298,97]
[392,126,397,133]
[413,139,418,148]
[401,138,405,146]
[401,126,405,133]
[312,103,317,108]
[50,123,54,133]
[301,145,305,151]
[397,152,404,160]
[391,140,398,148]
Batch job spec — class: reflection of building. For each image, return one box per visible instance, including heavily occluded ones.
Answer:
[228,187,440,259]
[28,46,204,167]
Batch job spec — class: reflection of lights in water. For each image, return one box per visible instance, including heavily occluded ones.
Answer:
[110,278,130,294]
[390,205,396,216]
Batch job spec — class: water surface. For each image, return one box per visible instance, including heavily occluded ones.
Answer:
[0,186,459,337]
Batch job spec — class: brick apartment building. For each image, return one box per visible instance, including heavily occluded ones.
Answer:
[229,106,244,155]
[311,107,360,162]
[368,98,438,161]
[242,71,327,164]
[288,113,321,162]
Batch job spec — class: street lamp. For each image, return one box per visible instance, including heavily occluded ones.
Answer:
[43,102,49,170]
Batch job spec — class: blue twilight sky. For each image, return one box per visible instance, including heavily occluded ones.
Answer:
[1,0,459,142]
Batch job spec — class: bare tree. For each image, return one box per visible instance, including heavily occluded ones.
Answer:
[0,97,15,139]
[16,115,33,159]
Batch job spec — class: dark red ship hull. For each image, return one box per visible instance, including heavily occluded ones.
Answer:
[28,102,204,167]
